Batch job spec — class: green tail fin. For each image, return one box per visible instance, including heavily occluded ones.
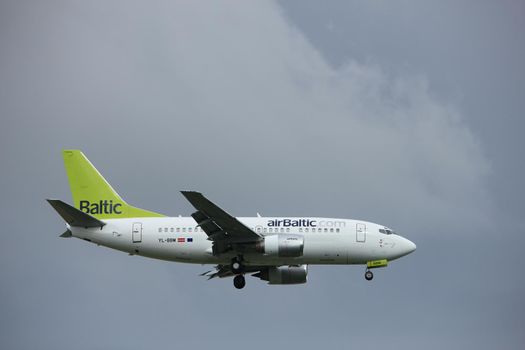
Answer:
[62,150,164,219]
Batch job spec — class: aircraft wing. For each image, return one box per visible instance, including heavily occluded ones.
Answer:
[181,191,261,249]
[201,264,266,280]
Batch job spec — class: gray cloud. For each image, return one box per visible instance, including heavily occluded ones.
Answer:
[0,1,522,349]
[279,0,525,222]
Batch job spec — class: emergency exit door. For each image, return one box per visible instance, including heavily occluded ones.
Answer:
[356,223,366,243]
[132,222,142,243]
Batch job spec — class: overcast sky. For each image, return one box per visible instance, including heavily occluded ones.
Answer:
[1,1,524,349]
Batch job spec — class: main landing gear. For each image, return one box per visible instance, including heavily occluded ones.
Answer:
[364,269,374,281]
[230,256,245,274]
[233,275,246,289]
[231,256,246,289]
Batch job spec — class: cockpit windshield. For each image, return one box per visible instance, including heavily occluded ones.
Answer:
[379,227,396,235]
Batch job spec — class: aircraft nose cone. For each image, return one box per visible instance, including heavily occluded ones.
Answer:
[398,237,416,257]
[406,240,416,254]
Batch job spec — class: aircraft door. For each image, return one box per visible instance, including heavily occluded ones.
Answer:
[356,223,366,243]
[132,222,142,243]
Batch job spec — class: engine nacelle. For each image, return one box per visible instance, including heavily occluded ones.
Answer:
[257,234,304,257]
[255,265,308,284]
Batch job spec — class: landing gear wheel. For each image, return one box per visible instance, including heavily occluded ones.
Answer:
[365,270,374,281]
[233,275,246,289]
[230,257,244,274]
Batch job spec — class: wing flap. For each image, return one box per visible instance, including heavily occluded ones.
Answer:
[201,265,266,280]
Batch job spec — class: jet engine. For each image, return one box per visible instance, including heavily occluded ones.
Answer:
[256,234,304,257]
[254,265,308,284]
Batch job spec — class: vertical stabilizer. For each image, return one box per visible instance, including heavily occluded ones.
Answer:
[62,150,164,219]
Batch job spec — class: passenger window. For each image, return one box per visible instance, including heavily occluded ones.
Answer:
[176,227,180,233]
[269,228,273,233]
[188,228,192,233]
[318,228,322,233]
[286,228,290,233]
[263,228,267,233]
[330,228,334,233]
[170,228,174,233]
[164,228,168,233]
[324,228,328,233]
[256,227,262,233]
[336,228,340,233]
[299,228,303,232]
[305,228,309,232]
[281,228,284,233]
[158,228,162,233]
[182,228,186,233]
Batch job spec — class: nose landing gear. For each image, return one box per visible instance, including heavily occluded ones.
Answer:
[364,259,387,281]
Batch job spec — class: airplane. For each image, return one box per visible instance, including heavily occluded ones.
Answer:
[48,150,416,289]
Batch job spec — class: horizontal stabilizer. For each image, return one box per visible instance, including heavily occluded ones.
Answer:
[47,199,106,228]
[60,229,72,238]
[60,230,73,238]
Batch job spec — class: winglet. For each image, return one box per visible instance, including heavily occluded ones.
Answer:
[47,199,106,228]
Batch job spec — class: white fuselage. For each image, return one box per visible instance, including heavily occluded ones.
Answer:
[70,217,416,266]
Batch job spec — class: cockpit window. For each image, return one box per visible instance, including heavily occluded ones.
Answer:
[380,228,395,235]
